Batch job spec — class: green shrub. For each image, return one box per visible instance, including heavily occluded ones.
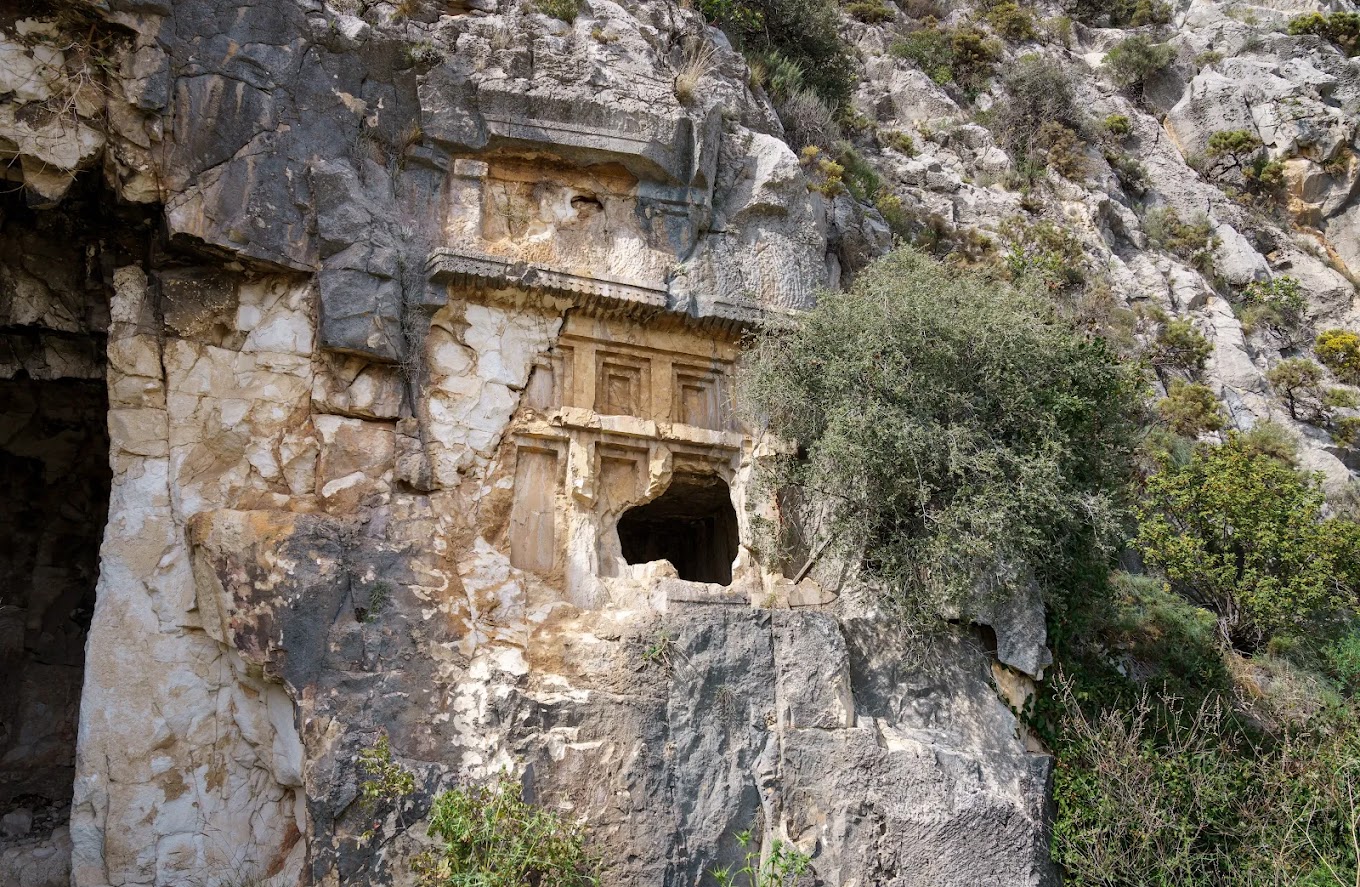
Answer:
[534,0,580,22]
[738,247,1141,623]
[1158,380,1226,437]
[836,143,881,201]
[989,55,1082,166]
[890,24,1001,97]
[985,1,1038,41]
[1137,433,1360,649]
[1101,113,1132,138]
[1144,207,1218,274]
[1001,217,1089,292]
[1066,0,1171,27]
[1236,275,1305,337]
[1103,35,1176,90]
[1194,49,1224,68]
[414,775,599,887]
[1287,11,1360,55]
[881,129,917,156]
[698,0,857,109]
[711,828,811,887]
[1051,677,1360,887]
[845,0,895,23]
[1105,149,1149,194]
[1268,358,1359,428]
[1317,328,1360,384]
[1036,121,1088,180]
[1151,318,1213,377]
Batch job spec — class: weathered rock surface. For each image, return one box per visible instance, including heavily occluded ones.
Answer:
[5,0,1357,884]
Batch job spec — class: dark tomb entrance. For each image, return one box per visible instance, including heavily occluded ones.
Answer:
[617,473,739,584]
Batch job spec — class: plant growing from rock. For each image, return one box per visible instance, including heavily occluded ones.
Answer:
[1268,358,1359,429]
[845,0,895,23]
[1144,207,1219,276]
[674,40,716,105]
[1287,11,1360,55]
[711,829,811,887]
[1236,275,1305,339]
[890,24,1000,98]
[739,247,1142,625]
[1317,329,1360,384]
[1035,121,1088,181]
[413,775,600,887]
[985,2,1038,42]
[1151,318,1213,378]
[534,0,581,23]
[1102,35,1176,92]
[1101,114,1132,139]
[1158,381,1226,437]
[881,130,917,156]
[1137,433,1360,649]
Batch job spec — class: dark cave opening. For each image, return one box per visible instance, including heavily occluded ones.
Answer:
[617,473,739,584]
[0,375,110,832]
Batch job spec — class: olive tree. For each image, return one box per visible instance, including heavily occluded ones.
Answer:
[738,247,1143,623]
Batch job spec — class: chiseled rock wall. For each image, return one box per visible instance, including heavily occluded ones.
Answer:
[0,1,1049,886]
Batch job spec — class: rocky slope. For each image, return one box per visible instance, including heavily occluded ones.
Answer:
[0,0,1355,885]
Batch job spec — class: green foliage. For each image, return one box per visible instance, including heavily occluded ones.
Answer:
[414,775,599,887]
[1103,35,1176,90]
[1136,433,1360,649]
[1101,113,1131,138]
[981,56,1085,179]
[1286,11,1360,55]
[1317,328,1360,384]
[1051,676,1360,887]
[836,143,882,201]
[1266,358,1353,425]
[881,129,917,156]
[845,0,895,23]
[890,24,1001,97]
[1151,318,1213,377]
[1065,0,1171,27]
[1158,381,1226,437]
[711,829,811,887]
[1001,217,1089,292]
[1144,207,1219,275]
[985,2,1038,41]
[738,248,1142,623]
[1194,49,1224,68]
[1236,275,1306,338]
[1206,128,1262,161]
[698,0,856,109]
[1036,121,1088,181]
[534,0,580,22]
[357,735,417,814]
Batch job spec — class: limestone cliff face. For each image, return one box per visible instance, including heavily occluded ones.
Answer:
[6,0,1355,884]
[1,2,1047,887]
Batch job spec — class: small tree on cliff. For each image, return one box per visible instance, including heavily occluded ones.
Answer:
[738,247,1144,623]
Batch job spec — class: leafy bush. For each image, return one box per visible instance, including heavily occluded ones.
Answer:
[891,24,1001,97]
[711,828,811,887]
[881,129,917,156]
[1136,433,1360,649]
[1052,676,1360,887]
[1287,11,1360,55]
[1317,328,1360,384]
[845,0,895,23]
[1158,381,1226,437]
[836,143,881,201]
[1236,275,1306,338]
[1103,35,1176,91]
[1001,217,1089,292]
[1064,0,1171,27]
[534,0,580,22]
[698,0,857,109]
[414,775,599,887]
[1036,121,1088,180]
[989,55,1083,162]
[1101,113,1131,138]
[1144,207,1218,274]
[1268,357,1359,427]
[739,248,1141,623]
[1151,318,1213,377]
[985,1,1038,41]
